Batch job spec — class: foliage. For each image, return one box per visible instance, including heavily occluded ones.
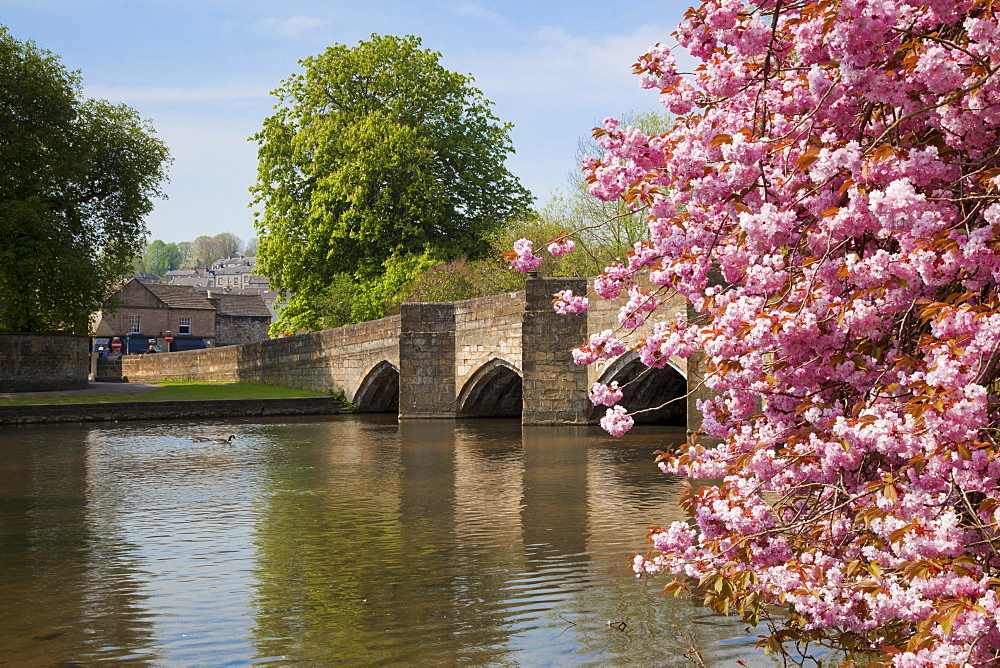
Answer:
[251,34,532,333]
[187,232,244,269]
[135,233,253,277]
[0,26,170,334]
[140,239,184,277]
[267,252,438,335]
[403,258,495,303]
[510,1,1000,664]
[349,252,440,322]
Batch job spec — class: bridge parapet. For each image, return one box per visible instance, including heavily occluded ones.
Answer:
[454,291,524,388]
[123,314,401,399]
[122,276,698,427]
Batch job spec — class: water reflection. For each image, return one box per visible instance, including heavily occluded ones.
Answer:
[0,417,771,665]
[0,425,157,664]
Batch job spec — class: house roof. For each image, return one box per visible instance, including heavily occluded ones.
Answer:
[212,293,272,318]
[145,283,216,310]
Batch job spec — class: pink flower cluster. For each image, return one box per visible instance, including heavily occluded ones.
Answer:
[552,289,588,315]
[571,330,627,365]
[535,0,1000,663]
[600,405,634,437]
[507,238,542,273]
[589,381,624,407]
[547,236,576,258]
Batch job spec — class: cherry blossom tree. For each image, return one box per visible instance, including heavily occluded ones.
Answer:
[511,1,1000,664]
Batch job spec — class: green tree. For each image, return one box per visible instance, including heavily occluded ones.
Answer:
[0,27,170,334]
[186,232,243,270]
[244,236,259,257]
[212,232,243,261]
[142,239,183,277]
[175,241,194,269]
[251,34,532,333]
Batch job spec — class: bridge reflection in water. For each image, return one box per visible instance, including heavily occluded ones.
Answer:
[0,417,768,665]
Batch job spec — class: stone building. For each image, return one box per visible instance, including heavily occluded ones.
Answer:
[92,279,217,352]
[206,292,272,346]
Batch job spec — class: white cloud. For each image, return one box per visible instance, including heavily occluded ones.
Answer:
[473,24,671,105]
[456,23,683,199]
[449,1,505,24]
[259,15,329,38]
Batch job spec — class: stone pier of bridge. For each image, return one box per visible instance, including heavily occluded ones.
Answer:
[124,276,704,429]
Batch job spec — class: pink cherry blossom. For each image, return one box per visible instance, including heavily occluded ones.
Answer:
[547,236,576,258]
[507,238,543,273]
[552,289,588,314]
[600,405,634,437]
[529,0,1000,662]
[589,381,624,407]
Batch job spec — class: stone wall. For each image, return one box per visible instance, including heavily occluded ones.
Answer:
[215,317,270,346]
[94,356,125,382]
[0,333,90,392]
[118,278,696,426]
[123,315,401,401]
[454,291,524,390]
[521,277,591,425]
[398,303,456,418]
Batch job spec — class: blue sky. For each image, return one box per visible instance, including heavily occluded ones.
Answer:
[2,1,691,244]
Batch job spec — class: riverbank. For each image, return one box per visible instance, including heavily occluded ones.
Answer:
[0,381,352,424]
[0,397,351,424]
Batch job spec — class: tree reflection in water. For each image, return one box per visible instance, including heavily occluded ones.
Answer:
[0,417,769,665]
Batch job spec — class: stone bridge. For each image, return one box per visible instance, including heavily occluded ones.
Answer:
[124,277,701,427]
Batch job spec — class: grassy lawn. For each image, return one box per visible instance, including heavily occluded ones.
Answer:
[0,381,334,406]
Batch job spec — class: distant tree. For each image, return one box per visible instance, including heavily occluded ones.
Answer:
[251,34,532,333]
[213,232,243,260]
[189,236,214,269]
[0,26,170,334]
[522,111,673,277]
[142,240,182,277]
[189,233,243,269]
[175,241,194,269]
[243,237,259,257]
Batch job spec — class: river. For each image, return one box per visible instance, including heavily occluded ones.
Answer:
[0,415,773,665]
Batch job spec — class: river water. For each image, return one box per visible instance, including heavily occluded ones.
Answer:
[0,416,772,665]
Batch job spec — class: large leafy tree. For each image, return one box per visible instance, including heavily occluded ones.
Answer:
[251,34,532,333]
[0,26,170,335]
[510,0,1000,663]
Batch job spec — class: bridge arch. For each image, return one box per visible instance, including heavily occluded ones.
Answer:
[353,361,399,413]
[592,352,686,425]
[456,358,522,418]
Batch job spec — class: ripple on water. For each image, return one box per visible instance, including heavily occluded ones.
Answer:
[0,417,775,666]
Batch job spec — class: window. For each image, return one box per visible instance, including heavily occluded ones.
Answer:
[128,315,141,333]
[179,317,192,335]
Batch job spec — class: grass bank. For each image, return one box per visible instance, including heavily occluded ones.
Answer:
[0,381,332,406]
